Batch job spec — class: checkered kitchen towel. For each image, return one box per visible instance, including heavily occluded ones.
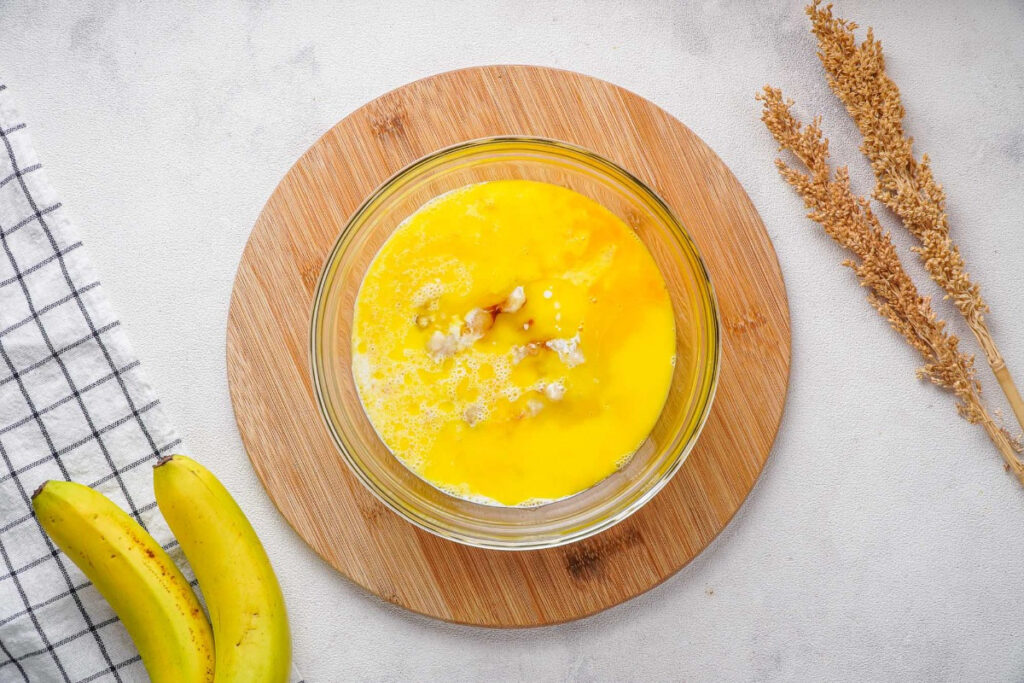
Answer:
[0,84,185,681]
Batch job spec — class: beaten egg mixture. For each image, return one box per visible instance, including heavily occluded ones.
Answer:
[352,180,675,506]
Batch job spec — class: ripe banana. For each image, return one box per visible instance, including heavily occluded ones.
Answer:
[32,480,214,682]
[153,455,291,683]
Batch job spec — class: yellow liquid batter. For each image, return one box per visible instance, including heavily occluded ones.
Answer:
[352,180,676,506]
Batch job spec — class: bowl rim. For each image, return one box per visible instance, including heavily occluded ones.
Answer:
[309,134,722,550]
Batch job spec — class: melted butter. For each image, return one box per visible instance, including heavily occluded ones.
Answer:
[352,180,675,506]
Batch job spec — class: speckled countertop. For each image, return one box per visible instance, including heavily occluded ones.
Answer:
[2,1,1023,680]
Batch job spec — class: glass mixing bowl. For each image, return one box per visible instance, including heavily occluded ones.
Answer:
[310,137,720,550]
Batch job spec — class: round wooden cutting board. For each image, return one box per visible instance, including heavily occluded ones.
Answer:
[227,65,790,627]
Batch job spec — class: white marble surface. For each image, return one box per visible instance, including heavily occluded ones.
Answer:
[3,1,1024,680]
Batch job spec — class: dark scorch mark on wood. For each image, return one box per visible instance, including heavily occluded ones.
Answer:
[563,527,643,580]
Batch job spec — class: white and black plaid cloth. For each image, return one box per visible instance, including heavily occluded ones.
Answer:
[0,84,185,681]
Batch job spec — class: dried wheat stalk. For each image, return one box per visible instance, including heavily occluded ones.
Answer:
[807,0,1024,432]
[757,86,1024,485]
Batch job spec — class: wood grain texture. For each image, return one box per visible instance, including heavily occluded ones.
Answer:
[226,66,790,627]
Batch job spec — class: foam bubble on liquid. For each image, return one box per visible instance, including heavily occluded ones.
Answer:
[436,482,505,507]
[493,356,510,379]
[411,281,446,309]
[352,352,372,386]
[614,451,638,470]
